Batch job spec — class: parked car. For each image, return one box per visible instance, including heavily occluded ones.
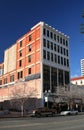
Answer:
[60,110,78,116]
[32,107,57,117]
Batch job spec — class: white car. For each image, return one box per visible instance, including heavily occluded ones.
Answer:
[60,110,78,116]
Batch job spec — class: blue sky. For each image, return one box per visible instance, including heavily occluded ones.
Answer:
[0,0,84,78]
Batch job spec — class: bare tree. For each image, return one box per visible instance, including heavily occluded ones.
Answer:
[10,79,37,116]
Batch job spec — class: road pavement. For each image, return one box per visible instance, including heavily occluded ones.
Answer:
[0,114,84,130]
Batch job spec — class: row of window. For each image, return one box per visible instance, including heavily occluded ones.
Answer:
[43,28,68,47]
[0,68,32,85]
[43,50,69,67]
[19,34,32,47]
[19,44,32,57]
[43,39,69,57]
[18,55,31,67]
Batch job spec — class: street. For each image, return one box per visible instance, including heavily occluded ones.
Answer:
[0,114,84,130]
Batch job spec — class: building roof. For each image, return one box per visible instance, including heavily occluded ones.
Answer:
[71,76,84,81]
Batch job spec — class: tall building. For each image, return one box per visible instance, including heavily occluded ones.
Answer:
[81,59,84,76]
[0,22,70,108]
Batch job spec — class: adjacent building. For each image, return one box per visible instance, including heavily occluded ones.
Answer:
[0,22,70,108]
[81,59,84,76]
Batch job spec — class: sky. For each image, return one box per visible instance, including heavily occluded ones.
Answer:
[0,0,84,78]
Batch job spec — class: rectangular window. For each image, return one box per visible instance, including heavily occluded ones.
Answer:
[57,36,59,42]
[61,57,63,65]
[28,44,32,52]
[47,51,50,60]
[43,50,46,59]
[60,37,62,44]
[51,42,53,50]
[47,30,49,37]
[54,44,56,51]
[63,39,65,45]
[18,71,23,79]
[0,80,2,85]
[43,39,46,47]
[43,28,46,35]
[20,41,22,47]
[19,60,22,67]
[50,32,53,39]
[10,75,14,82]
[54,54,57,63]
[28,68,31,74]
[64,48,66,55]
[57,45,60,53]
[28,55,31,62]
[19,50,22,57]
[66,50,68,56]
[64,58,66,66]
[51,53,53,62]
[66,40,68,47]
[29,34,32,41]
[54,34,56,41]
[58,56,60,64]
[61,47,63,54]
[47,40,49,48]
[67,59,69,67]
[4,78,7,84]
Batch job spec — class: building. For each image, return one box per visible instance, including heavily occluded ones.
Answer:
[0,22,70,109]
[71,76,84,86]
[81,59,84,76]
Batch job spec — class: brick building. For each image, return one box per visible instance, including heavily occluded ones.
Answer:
[0,22,70,109]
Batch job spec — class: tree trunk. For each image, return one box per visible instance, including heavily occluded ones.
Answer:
[21,105,24,117]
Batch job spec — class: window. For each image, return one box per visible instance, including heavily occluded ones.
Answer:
[4,78,7,84]
[10,75,14,82]
[67,59,69,67]
[61,47,63,54]
[43,28,46,35]
[57,36,59,42]
[57,45,60,53]
[64,48,66,55]
[66,40,68,47]
[80,80,83,84]
[50,32,53,39]
[66,50,68,56]
[51,42,53,50]
[47,30,49,37]
[19,50,22,57]
[29,34,32,41]
[28,55,31,62]
[63,39,65,45]
[47,51,50,60]
[0,80,2,85]
[61,57,63,65]
[28,68,31,74]
[28,44,32,52]
[58,56,60,64]
[60,37,62,44]
[47,40,49,48]
[18,71,23,79]
[20,41,22,47]
[19,60,22,67]
[54,34,56,41]
[64,58,66,66]
[43,50,46,59]
[43,39,46,47]
[54,44,56,51]
[54,54,57,63]
[51,53,53,62]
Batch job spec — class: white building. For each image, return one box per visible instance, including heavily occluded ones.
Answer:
[71,76,84,86]
[81,59,84,76]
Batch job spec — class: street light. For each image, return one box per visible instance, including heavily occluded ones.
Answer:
[44,90,51,108]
